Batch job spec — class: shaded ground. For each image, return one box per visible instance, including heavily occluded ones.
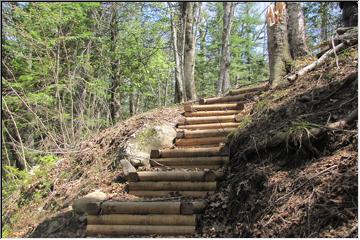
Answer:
[201,47,358,237]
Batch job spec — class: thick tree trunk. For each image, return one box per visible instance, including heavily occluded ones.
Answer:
[266,2,292,88]
[287,2,310,58]
[182,2,197,101]
[169,4,184,103]
[217,2,235,96]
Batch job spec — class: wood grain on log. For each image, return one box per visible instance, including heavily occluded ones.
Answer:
[135,170,222,182]
[87,214,196,226]
[175,136,226,146]
[150,145,229,158]
[228,82,269,96]
[101,201,180,214]
[129,181,216,191]
[177,122,240,130]
[150,156,228,166]
[184,102,244,112]
[200,91,258,104]
[86,225,195,236]
[178,115,236,125]
[177,128,235,139]
[129,190,214,198]
[184,110,242,117]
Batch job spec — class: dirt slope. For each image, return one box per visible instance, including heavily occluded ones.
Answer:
[2,106,182,238]
[201,48,358,237]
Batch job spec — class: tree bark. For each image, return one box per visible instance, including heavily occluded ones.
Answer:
[109,5,120,124]
[169,3,184,103]
[320,2,329,41]
[287,2,310,58]
[182,2,197,101]
[266,2,292,88]
[217,2,236,96]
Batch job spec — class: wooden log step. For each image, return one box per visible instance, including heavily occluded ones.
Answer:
[178,115,240,125]
[177,128,235,138]
[184,102,244,112]
[101,201,181,215]
[150,145,229,158]
[200,91,258,105]
[135,170,223,182]
[228,82,269,96]
[165,165,222,170]
[87,214,196,226]
[193,201,207,213]
[129,181,216,191]
[184,110,242,117]
[175,136,226,146]
[150,156,228,166]
[175,144,220,149]
[86,225,195,236]
[129,191,214,198]
[177,122,240,130]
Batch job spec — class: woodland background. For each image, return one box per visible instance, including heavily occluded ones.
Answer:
[1,2,341,198]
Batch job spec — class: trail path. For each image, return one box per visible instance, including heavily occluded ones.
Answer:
[85,83,268,237]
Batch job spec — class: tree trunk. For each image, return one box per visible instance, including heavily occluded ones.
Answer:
[320,2,329,42]
[109,4,120,124]
[287,2,310,58]
[217,2,235,96]
[182,2,197,101]
[169,3,184,103]
[266,2,292,88]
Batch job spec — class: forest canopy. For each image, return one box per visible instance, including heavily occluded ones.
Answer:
[1,1,342,189]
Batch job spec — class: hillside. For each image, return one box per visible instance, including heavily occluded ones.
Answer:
[2,45,357,238]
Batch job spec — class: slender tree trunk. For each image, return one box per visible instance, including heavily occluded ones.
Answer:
[169,3,184,103]
[182,2,197,101]
[287,2,310,58]
[129,92,134,116]
[109,5,120,124]
[266,2,292,88]
[217,2,235,96]
[320,2,329,42]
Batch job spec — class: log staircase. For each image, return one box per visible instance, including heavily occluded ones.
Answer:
[85,82,268,237]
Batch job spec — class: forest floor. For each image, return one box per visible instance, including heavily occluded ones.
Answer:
[2,47,358,238]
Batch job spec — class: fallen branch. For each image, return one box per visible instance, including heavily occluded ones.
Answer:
[288,43,345,82]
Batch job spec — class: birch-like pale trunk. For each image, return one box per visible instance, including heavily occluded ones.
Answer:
[217,2,235,96]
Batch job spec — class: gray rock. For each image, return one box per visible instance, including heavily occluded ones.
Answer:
[72,190,107,214]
